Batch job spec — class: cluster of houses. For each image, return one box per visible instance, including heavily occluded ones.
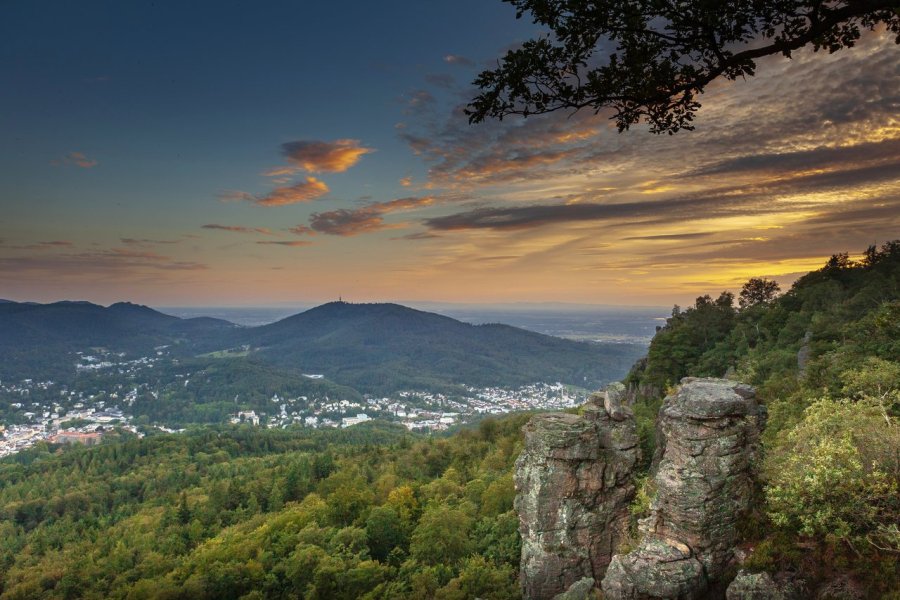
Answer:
[0,400,138,457]
[225,382,586,432]
[75,350,162,373]
[1,371,147,457]
[3,348,590,454]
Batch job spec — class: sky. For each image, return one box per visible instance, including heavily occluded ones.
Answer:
[2,1,899,308]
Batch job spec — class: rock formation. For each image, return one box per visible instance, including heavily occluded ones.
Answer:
[797,330,813,379]
[726,570,798,600]
[601,378,765,600]
[552,577,596,600]
[515,385,639,599]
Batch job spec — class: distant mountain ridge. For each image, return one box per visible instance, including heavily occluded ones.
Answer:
[0,300,234,345]
[0,299,646,393]
[234,301,643,392]
[0,300,235,380]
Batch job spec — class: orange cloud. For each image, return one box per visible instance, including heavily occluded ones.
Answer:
[280,139,373,173]
[309,196,434,236]
[217,177,330,207]
[256,177,330,206]
[262,166,298,177]
[377,196,435,212]
[288,225,316,236]
[57,151,98,168]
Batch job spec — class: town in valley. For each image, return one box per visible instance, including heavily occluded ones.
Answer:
[1,347,590,458]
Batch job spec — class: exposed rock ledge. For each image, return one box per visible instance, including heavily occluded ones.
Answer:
[515,382,640,599]
[601,378,765,600]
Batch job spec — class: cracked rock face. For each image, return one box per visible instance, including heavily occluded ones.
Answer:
[552,577,596,600]
[601,378,765,600]
[516,387,639,600]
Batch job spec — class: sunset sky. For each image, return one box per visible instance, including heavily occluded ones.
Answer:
[2,1,899,307]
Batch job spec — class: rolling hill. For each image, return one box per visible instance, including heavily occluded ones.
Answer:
[234,301,644,392]
[0,301,235,381]
[0,300,646,393]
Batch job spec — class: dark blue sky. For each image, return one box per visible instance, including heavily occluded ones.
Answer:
[1,0,532,226]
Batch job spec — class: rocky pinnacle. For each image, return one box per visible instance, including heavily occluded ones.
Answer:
[601,378,765,600]
[515,382,640,599]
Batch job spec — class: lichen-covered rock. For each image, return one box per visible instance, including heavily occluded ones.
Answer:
[726,570,797,600]
[602,537,705,599]
[602,378,765,600]
[603,381,630,419]
[516,387,639,600]
[552,577,596,600]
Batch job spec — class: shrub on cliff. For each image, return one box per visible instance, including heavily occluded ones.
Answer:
[765,397,899,554]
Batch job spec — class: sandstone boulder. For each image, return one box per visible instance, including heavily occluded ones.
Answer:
[516,387,639,599]
[552,577,596,600]
[601,378,765,600]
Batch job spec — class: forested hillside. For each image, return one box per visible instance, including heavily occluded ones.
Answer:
[0,301,234,382]
[0,419,526,599]
[625,241,900,597]
[1,243,897,599]
[239,302,642,393]
[0,300,644,396]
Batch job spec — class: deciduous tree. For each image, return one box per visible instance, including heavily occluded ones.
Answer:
[468,1,900,133]
[739,277,781,309]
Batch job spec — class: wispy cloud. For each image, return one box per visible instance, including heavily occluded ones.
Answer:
[310,196,435,236]
[2,240,75,250]
[422,157,900,231]
[288,225,316,236]
[217,177,330,207]
[683,137,900,180]
[201,224,274,235]
[443,54,474,67]
[262,166,297,177]
[0,248,208,278]
[622,232,717,241]
[309,209,395,237]
[405,90,436,114]
[31,240,73,248]
[255,240,313,247]
[55,151,98,169]
[217,190,257,203]
[392,231,440,241]
[120,237,183,246]
[256,177,330,206]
